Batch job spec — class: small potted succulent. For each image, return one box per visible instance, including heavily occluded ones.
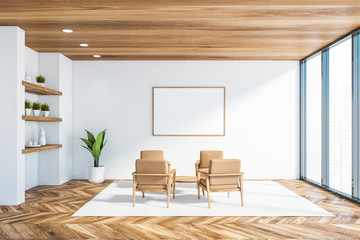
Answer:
[41,103,50,117]
[36,75,46,87]
[25,100,32,116]
[81,129,108,183]
[32,102,41,116]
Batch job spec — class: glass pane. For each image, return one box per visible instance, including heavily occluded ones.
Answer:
[329,37,352,196]
[305,54,322,183]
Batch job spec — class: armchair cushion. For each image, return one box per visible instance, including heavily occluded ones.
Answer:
[137,178,173,190]
[209,159,241,185]
[135,159,168,185]
[137,184,168,190]
[200,150,223,168]
[200,179,238,190]
[141,150,164,160]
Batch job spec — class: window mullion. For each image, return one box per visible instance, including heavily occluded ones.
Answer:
[353,33,360,200]
[322,50,330,187]
[300,60,307,179]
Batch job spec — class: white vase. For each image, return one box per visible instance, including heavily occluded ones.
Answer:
[43,111,49,117]
[88,166,105,183]
[39,128,46,146]
[25,108,32,116]
[33,109,40,116]
[25,72,31,83]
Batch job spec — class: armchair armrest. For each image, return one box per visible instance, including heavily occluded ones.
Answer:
[132,169,176,177]
[169,169,176,176]
[198,168,209,174]
[166,161,171,173]
[195,160,200,174]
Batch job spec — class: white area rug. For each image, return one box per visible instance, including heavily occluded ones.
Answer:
[73,181,333,217]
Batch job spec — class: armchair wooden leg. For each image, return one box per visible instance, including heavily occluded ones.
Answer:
[228,192,230,198]
[173,171,176,199]
[195,170,198,189]
[132,176,136,207]
[206,176,211,208]
[167,189,170,208]
[207,193,211,208]
[240,176,244,206]
[202,188,205,196]
[197,185,200,199]
[196,171,200,199]
[142,191,145,198]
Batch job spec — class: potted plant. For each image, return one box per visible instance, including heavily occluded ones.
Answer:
[81,129,108,183]
[41,103,50,117]
[32,102,41,116]
[25,99,32,116]
[36,75,46,87]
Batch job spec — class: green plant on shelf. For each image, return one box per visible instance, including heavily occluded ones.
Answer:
[80,129,108,167]
[25,99,32,109]
[41,103,50,111]
[36,75,46,83]
[32,102,41,110]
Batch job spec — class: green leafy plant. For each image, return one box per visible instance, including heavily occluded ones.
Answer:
[80,129,108,167]
[25,99,32,109]
[41,103,50,111]
[32,102,41,110]
[36,75,46,83]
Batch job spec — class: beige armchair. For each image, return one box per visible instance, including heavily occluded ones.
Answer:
[132,159,176,208]
[195,150,223,198]
[198,159,244,208]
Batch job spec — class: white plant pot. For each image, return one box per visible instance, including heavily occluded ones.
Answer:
[38,83,45,87]
[33,109,40,116]
[88,165,105,183]
[43,111,49,117]
[25,108,32,116]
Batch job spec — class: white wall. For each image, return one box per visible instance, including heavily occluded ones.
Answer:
[25,46,39,190]
[0,27,73,203]
[24,50,73,189]
[0,26,25,205]
[59,54,73,183]
[72,61,299,179]
[38,53,61,185]
[38,53,73,185]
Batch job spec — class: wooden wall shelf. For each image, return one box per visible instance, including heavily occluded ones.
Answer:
[22,81,62,96]
[22,144,62,154]
[22,115,62,122]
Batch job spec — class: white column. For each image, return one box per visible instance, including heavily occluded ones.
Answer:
[0,26,25,205]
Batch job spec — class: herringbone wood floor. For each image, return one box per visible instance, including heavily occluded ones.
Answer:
[1,180,360,239]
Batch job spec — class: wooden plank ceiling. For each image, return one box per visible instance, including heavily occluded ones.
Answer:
[0,0,360,60]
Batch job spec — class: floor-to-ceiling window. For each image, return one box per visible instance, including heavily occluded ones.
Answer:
[301,30,359,201]
[305,53,322,184]
[328,37,352,196]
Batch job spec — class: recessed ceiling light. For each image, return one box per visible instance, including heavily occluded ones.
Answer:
[93,54,101,58]
[62,29,73,33]
[79,43,89,47]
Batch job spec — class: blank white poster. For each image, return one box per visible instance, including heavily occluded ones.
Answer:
[153,87,225,136]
